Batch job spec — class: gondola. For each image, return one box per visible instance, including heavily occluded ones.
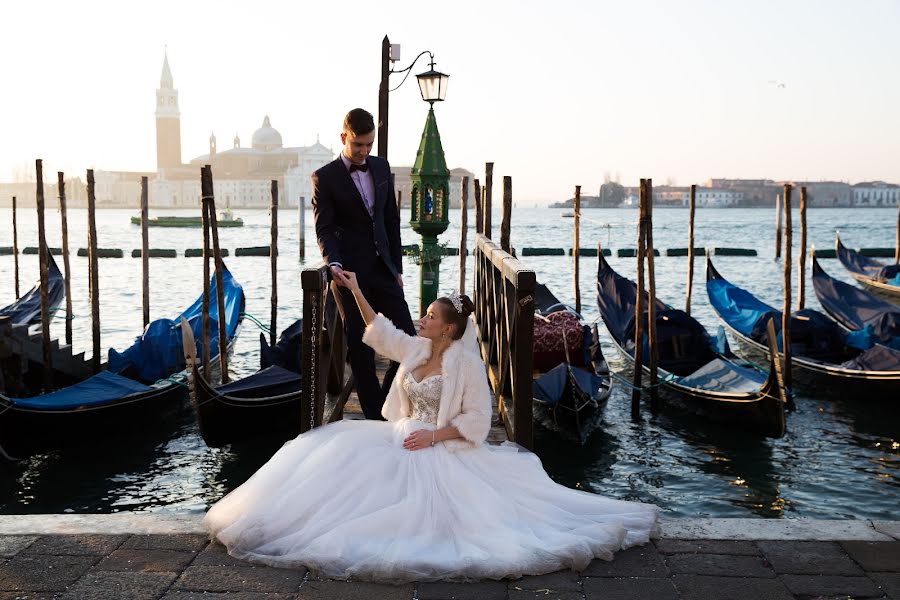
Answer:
[597,253,787,438]
[531,283,612,444]
[0,265,245,457]
[184,319,303,448]
[812,253,900,350]
[0,254,66,326]
[836,234,900,300]
[707,257,900,397]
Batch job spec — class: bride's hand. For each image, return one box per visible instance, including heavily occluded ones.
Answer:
[403,429,434,451]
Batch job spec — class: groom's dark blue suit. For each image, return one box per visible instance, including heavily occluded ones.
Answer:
[312,155,416,419]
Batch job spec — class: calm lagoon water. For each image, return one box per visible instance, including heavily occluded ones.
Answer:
[0,205,897,519]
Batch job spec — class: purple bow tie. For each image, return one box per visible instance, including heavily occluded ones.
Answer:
[349,162,369,173]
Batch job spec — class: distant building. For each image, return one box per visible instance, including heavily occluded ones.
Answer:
[794,181,853,207]
[681,187,744,207]
[852,181,899,207]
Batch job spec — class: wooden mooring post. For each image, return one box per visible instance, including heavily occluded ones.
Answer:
[12,196,20,299]
[270,179,279,348]
[483,163,493,238]
[35,160,53,390]
[459,176,469,295]
[473,178,482,236]
[685,184,697,315]
[200,168,212,376]
[204,167,229,384]
[500,176,512,253]
[644,179,660,413]
[58,172,73,345]
[781,184,794,408]
[573,185,582,314]
[775,193,782,259]
[87,169,101,374]
[798,186,807,310]
[298,193,306,260]
[895,199,899,265]
[141,176,150,328]
[474,232,535,449]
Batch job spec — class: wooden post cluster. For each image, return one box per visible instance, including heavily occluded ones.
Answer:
[141,176,150,328]
[459,176,469,294]
[270,179,279,348]
[202,166,229,384]
[58,172,73,346]
[500,176,512,254]
[644,180,659,413]
[631,178,659,418]
[686,184,697,315]
[473,178,482,236]
[87,169,101,374]
[798,186,807,310]
[781,184,793,408]
[483,162,493,237]
[35,160,53,389]
[200,169,212,376]
[573,185,581,315]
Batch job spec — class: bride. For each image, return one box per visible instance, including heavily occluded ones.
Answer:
[204,271,659,582]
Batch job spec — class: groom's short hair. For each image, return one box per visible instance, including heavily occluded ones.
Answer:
[343,108,376,137]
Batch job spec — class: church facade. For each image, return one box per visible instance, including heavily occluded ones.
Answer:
[151,53,333,209]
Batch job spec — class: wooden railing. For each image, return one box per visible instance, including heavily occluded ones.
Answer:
[474,234,536,450]
[300,264,352,433]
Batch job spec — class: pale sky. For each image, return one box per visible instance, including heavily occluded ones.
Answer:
[2,0,898,203]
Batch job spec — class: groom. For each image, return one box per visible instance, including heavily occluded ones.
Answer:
[312,108,416,419]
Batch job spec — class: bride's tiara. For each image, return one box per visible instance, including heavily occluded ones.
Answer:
[447,290,463,313]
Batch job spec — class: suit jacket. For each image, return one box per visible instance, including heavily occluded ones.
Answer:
[312,155,402,285]
[362,314,493,452]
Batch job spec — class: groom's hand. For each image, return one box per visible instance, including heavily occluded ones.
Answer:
[330,264,345,286]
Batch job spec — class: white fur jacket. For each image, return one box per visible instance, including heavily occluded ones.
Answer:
[362,314,493,452]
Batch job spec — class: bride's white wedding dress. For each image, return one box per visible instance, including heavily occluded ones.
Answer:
[204,370,659,582]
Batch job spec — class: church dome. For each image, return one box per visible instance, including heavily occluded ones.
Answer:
[252,115,283,150]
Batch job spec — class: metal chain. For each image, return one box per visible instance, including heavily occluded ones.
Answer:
[309,291,318,432]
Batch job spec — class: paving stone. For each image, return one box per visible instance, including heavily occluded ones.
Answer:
[756,541,863,575]
[780,574,884,598]
[162,593,297,600]
[582,576,680,600]
[95,548,197,572]
[511,569,581,591]
[666,553,775,578]
[580,545,669,577]
[417,580,507,600]
[0,593,65,600]
[0,536,38,557]
[655,539,760,556]
[509,589,583,600]
[191,542,251,567]
[0,554,96,591]
[297,580,413,599]
[22,535,127,557]
[842,541,900,573]
[869,572,900,598]
[59,571,177,600]
[174,565,304,593]
[672,574,794,600]
[874,522,900,542]
[120,534,210,552]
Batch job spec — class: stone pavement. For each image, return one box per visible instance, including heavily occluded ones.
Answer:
[0,517,897,600]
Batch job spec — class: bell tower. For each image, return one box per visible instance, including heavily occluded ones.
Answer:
[155,51,183,170]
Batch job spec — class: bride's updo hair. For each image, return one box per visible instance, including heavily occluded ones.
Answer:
[435,294,475,340]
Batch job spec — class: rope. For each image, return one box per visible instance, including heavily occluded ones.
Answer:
[609,369,678,392]
[239,312,272,335]
[153,376,189,389]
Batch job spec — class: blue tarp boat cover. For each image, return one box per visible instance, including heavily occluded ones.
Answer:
[216,365,301,398]
[837,238,900,284]
[10,371,151,410]
[676,358,767,394]
[624,309,718,376]
[108,267,243,382]
[839,344,900,372]
[260,320,302,374]
[0,255,65,326]
[813,257,900,349]
[533,363,605,407]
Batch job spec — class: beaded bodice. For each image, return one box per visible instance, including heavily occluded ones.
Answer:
[402,372,443,424]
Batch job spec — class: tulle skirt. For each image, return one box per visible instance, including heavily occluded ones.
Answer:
[204,418,659,582]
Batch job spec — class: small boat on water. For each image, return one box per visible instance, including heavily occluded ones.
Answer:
[707,257,900,397]
[812,253,900,350]
[836,234,900,300]
[131,208,243,228]
[531,283,612,444]
[598,253,787,438]
[0,254,66,327]
[185,319,303,448]
[0,266,245,457]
